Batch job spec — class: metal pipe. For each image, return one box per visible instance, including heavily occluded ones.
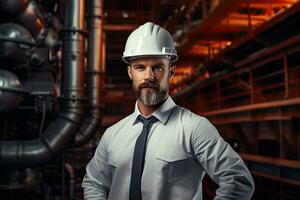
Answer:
[65,163,75,200]
[0,0,86,167]
[16,0,44,39]
[62,155,65,200]
[72,0,103,147]
[101,32,106,97]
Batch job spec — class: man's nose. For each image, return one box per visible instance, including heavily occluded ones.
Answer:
[145,67,154,80]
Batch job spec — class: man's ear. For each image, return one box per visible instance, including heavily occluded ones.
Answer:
[169,65,175,78]
[127,66,132,80]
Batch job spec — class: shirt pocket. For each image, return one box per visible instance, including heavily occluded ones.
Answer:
[155,149,188,183]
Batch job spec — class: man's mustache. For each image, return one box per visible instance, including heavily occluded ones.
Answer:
[138,81,159,90]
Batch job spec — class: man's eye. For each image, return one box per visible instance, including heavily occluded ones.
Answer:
[154,66,163,71]
[135,66,144,70]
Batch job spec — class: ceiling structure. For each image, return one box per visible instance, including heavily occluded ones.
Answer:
[103,0,299,81]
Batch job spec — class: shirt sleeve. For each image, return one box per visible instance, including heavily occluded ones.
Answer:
[82,129,113,200]
[191,118,255,200]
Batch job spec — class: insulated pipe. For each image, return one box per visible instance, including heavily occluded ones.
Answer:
[73,0,103,147]
[0,0,86,167]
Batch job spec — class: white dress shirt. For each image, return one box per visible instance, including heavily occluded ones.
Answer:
[82,96,255,200]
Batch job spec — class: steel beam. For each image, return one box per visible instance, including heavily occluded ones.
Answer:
[202,97,300,116]
[241,153,300,168]
[104,24,138,31]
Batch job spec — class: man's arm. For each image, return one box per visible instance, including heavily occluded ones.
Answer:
[192,118,255,200]
[82,130,113,200]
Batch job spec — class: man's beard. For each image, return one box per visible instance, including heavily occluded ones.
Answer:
[133,81,168,106]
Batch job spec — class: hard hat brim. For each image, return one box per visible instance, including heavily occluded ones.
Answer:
[122,54,178,65]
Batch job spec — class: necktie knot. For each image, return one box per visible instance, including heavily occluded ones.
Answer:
[137,115,157,128]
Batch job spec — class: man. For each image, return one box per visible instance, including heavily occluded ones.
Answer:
[82,22,254,200]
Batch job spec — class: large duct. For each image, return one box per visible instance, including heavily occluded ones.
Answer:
[0,0,30,17]
[0,0,86,167]
[73,0,103,147]
[16,0,45,39]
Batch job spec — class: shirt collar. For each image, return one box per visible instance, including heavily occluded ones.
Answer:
[131,96,176,125]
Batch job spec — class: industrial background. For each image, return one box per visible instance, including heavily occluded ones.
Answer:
[0,0,300,199]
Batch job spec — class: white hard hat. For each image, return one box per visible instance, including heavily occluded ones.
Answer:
[122,22,178,64]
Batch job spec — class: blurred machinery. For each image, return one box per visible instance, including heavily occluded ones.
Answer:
[0,0,103,199]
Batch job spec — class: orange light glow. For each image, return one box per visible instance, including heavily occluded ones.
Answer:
[186,40,232,57]
[169,65,195,85]
[184,0,299,58]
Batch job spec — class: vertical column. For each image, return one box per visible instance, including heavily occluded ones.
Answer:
[250,69,254,104]
[247,0,252,32]
[216,79,220,110]
[283,54,289,98]
[202,0,207,18]
[101,32,106,74]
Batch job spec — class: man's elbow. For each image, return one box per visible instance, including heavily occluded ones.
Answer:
[82,174,108,200]
[237,173,255,199]
[229,172,255,199]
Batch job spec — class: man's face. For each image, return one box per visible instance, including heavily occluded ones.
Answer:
[128,57,175,106]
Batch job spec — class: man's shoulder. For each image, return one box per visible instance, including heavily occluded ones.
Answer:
[100,113,133,142]
[173,105,218,133]
[177,106,220,139]
[174,105,207,124]
[106,113,133,132]
[168,105,219,140]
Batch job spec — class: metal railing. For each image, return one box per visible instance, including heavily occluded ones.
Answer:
[178,53,300,114]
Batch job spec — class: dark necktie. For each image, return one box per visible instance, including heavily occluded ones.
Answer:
[129,115,157,200]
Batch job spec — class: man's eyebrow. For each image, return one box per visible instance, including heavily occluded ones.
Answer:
[132,62,166,68]
[152,63,167,67]
[132,64,145,68]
